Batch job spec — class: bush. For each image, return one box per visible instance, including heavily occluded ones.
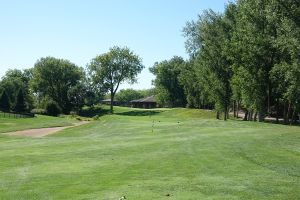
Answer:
[92,115,100,120]
[31,108,46,115]
[70,111,77,117]
[45,101,61,116]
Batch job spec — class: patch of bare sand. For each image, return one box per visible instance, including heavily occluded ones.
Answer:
[4,121,90,138]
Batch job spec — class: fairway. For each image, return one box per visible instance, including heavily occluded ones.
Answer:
[0,107,299,199]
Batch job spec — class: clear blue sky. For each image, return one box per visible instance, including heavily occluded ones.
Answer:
[0,0,229,89]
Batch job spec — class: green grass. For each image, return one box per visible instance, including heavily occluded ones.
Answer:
[0,107,299,199]
[0,115,77,133]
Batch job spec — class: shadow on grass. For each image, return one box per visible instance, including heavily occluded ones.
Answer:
[116,110,161,117]
[79,106,110,117]
[230,117,300,127]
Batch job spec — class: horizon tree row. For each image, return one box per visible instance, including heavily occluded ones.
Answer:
[0,46,144,115]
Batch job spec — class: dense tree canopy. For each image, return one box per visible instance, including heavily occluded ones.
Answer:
[181,0,300,123]
[0,1,299,124]
[31,57,84,114]
[0,69,33,112]
[115,88,156,105]
[14,89,27,113]
[0,90,10,112]
[150,56,186,107]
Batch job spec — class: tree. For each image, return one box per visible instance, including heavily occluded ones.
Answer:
[14,89,27,113]
[183,8,234,120]
[179,60,211,109]
[88,46,144,113]
[116,89,144,105]
[0,69,34,111]
[0,91,10,112]
[150,56,186,107]
[31,57,83,114]
[45,101,61,117]
[181,0,300,123]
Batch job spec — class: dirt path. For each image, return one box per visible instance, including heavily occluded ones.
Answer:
[4,121,90,138]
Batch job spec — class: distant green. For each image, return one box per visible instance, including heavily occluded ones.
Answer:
[0,107,299,199]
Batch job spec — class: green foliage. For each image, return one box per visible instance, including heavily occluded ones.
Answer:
[31,108,46,115]
[0,69,34,111]
[0,91,10,112]
[181,0,300,122]
[116,89,143,104]
[14,89,27,113]
[88,46,144,113]
[115,88,155,105]
[45,101,61,117]
[183,9,233,119]
[150,56,186,107]
[67,82,87,112]
[31,57,83,114]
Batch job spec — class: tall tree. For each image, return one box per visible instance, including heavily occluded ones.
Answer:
[150,56,187,107]
[0,91,10,112]
[88,46,144,113]
[31,57,83,114]
[14,89,27,113]
[0,69,34,111]
[179,60,201,108]
[183,8,235,120]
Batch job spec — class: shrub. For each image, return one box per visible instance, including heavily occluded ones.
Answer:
[92,115,100,120]
[31,108,46,115]
[45,101,61,116]
[70,111,77,117]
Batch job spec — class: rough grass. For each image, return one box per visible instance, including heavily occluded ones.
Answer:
[0,107,299,199]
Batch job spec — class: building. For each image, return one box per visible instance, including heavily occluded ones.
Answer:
[130,96,157,109]
[101,99,120,106]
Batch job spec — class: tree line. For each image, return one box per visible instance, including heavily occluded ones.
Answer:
[0,47,144,115]
[151,0,300,124]
[0,0,299,123]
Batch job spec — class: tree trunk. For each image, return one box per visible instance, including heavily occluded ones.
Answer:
[248,111,253,121]
[287,103,291,125]
[216,111,220,120]
[254,112,258,122]
[283,101,288,124]
[267,82,271,117]
[290,107,296,125]
[258,105,265,122]
[110,92,114,114]
[233,101,236,118]
[276,98,279,124]
[237,101,240,118]
[243,110,248,121]
[258,112,264,122]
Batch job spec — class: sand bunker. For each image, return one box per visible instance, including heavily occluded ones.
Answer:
[4,121,90,138]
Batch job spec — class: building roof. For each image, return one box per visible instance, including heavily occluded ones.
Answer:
[130,96,156,103]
